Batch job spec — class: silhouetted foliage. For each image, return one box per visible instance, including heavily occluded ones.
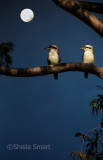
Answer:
[90,96,103,116]
[71,87,103,160]
[71,120,103,159]
[90,86,103,116]
[0,42,14,67]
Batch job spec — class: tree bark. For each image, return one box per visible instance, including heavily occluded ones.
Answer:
[53,0,103,37]
[76,1,103,14]
[0,63,103,78]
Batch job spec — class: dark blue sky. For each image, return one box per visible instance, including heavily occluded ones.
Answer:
[0,0,103,159]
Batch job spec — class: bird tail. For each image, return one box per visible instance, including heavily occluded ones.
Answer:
[84,72,88,79]
[54,73,58,80]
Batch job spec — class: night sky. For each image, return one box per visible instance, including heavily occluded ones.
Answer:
[0,0,103,159]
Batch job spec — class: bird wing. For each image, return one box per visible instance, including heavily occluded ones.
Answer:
[47,58,51,65]
[82,54,84,62]
[59,55,61,63]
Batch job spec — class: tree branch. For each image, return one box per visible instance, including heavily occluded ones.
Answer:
[53,0,103,37]
[0,63,103,78]
[77,1,103,14]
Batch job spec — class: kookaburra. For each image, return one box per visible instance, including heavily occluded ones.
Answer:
[80,45,94,79]
[45,45,61,80]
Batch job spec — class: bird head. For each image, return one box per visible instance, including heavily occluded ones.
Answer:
[80,45,93,52]
[45,45,59,51]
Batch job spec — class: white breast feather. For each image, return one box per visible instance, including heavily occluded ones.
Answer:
[83,50,94,64]
[48,51,59,64]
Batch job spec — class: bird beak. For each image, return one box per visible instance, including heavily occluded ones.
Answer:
[80,47,84,50]
[44,47,50,50]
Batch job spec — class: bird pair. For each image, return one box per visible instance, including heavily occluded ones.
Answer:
[45,45,94,80]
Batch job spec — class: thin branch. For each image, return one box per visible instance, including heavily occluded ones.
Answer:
[89,120,103,134]
[0,63,103,78]
[81,138,85,153]
[97,86,103,90]
[53,0,103,37]
[80,121,103,153]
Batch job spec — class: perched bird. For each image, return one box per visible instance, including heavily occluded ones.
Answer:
[80,45,94,79]
[45,45,61,80]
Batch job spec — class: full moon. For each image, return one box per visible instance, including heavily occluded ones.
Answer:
[20,9,34,22]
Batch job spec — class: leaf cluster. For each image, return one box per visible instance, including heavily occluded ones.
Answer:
[0,42,14,67]
[90,95,103,116]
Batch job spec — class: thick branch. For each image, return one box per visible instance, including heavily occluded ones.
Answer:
[0,63,103,78]
[53,0,103,37]
[77,1,103,14]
